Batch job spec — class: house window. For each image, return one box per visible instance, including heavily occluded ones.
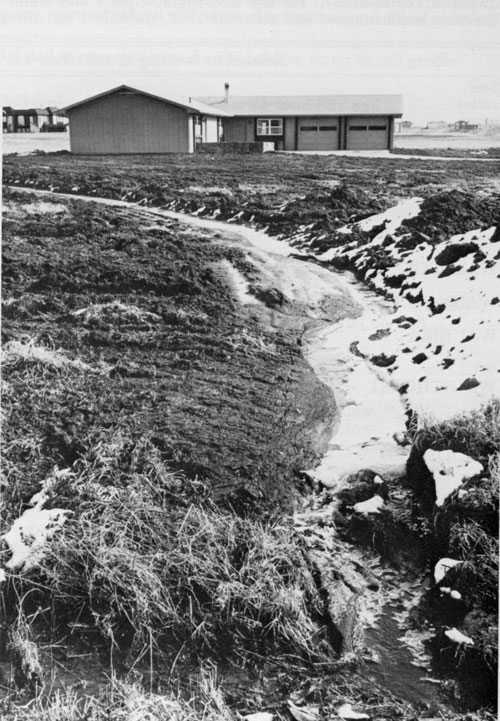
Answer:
[300,126,317,131]
[257,118,283,136]
[368,125,387,131]
[349,125,367,131]
[319,126,337,131]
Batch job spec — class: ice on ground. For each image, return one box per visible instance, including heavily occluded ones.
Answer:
[216,260,259,305]
[336,703,369,719]
[434,558,461,584]
[424,449,483,506]
[356,197,422,236]
[353,495,385,515]
[445,628,474,646]
[2,471,73,571]
[450,590,462,600]
[0,569,6,583]
[244,714,274,721]
[304,278,409,488]
[287,701,320,721]
[317,197,423,262]
[2,504,72,570]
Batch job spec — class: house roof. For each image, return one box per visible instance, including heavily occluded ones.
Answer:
[7,108,51,116]
[195,94,403,117]
[60,85,232,117]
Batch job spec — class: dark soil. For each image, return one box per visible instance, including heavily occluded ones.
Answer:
[1,188,333,516]
[4,151,500,242]
[391,146,500,159]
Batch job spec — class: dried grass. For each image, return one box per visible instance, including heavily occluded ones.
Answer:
[410,398,500,463]
[1,666,234,721]
[71,301,161,326]
[21,439,322,663]
[2,340,109,375]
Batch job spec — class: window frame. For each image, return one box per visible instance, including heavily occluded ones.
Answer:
[256,118,284,136]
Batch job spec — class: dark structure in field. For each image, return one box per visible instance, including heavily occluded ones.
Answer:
[60,85,231,154]
[197,86,403,151]
[60,84,403,154]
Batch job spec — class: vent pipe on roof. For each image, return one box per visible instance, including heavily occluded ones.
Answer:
[224,83,229,102]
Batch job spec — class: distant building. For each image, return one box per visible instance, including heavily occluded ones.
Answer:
[426,121,447,130]
[454,120,479,132]
[2,106,68,133]
[395,120,413,133]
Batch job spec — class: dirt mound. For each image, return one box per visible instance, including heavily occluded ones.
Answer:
[400,190,500,240]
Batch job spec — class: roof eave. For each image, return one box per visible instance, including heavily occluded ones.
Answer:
[60,84,233,117]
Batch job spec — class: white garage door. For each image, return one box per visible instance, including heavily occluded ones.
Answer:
[346,116,389,150]
[298,117,339,150]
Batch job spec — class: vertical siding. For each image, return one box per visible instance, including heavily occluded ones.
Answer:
[223,117,253,142]
[284,117,296,150]
[68,92,190,154]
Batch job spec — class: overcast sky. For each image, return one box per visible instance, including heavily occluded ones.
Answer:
[1,0,499,124]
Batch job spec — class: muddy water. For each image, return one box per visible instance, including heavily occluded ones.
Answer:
[11,187,436,705]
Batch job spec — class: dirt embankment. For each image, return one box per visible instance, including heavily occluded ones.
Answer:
[1,189,335,514]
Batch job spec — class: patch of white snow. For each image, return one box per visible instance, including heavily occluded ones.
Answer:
[434,558,461,584]
[424,449,483,506]
[353,495,385,515]
[445,628,474,646]
[336,703,370,719]
[2,473,73,571]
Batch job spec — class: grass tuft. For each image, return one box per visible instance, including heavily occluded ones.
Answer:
[14,439,322,665]
[0,666,234,721]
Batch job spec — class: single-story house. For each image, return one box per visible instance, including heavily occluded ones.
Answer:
[58,83,403,154]
[60,85,232,154]
[197,85,403,151]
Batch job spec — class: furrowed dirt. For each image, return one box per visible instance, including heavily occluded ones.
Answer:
[1,189,336,512]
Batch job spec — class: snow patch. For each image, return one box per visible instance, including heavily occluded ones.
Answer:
[316,214,500,422]
[445,628,474,646]
[424,449,483,506]
[1,470,73,571]
[353,495,385,515]
[434,558,461,584]
[336,703,369,719]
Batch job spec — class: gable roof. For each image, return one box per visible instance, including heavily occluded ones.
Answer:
[60,85,233,117]
[196,94,403,117]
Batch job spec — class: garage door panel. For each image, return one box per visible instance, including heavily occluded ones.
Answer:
[298,116,339,150]
[346,116,389,150]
